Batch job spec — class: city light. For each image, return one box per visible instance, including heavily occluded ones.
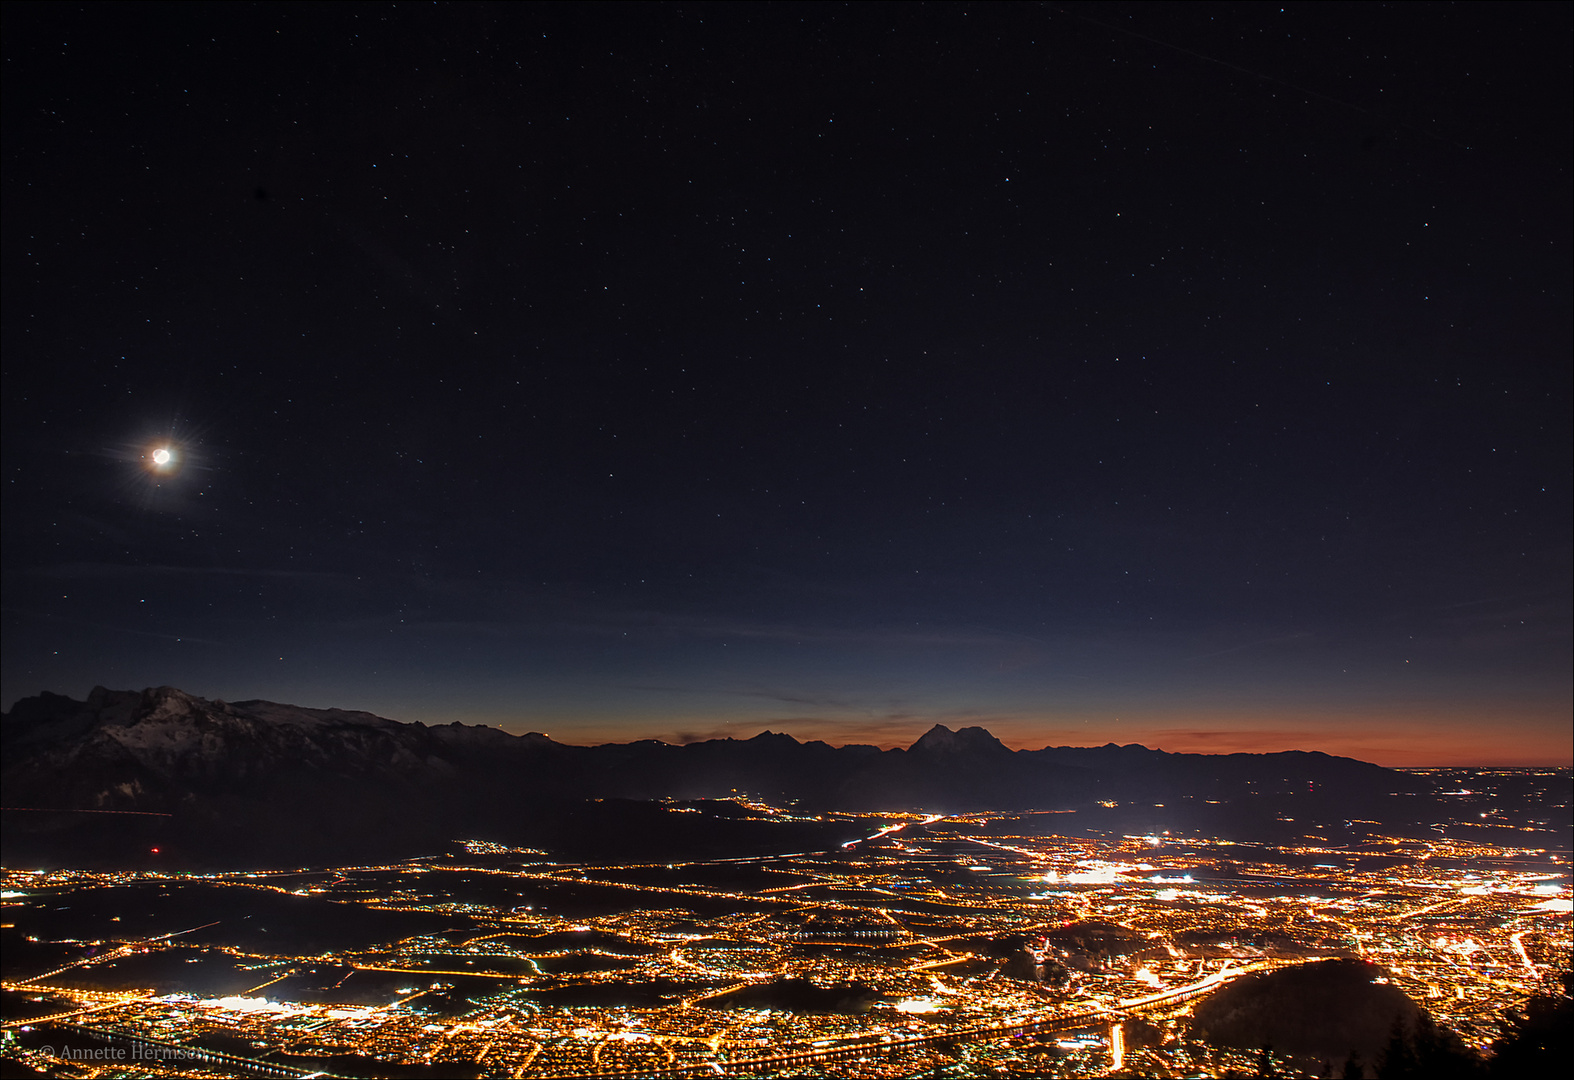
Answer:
[1,786,1567,1078]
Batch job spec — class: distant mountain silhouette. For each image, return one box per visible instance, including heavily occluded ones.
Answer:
[909,723,1012,756]
[3,686,1433,868]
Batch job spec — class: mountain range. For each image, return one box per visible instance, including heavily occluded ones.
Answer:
[2,685,1430,867]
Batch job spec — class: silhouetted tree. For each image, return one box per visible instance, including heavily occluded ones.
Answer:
[1411,1014,1484,1078]
[1489,970,1572,1078]
[1377,1017,1416,1078]
[1372,1012,1483,1078]
[1341,1050,1364,1079]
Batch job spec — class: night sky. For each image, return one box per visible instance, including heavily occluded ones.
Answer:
[4,3,1569,764]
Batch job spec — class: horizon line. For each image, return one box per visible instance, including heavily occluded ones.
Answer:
[9,685,1570,769]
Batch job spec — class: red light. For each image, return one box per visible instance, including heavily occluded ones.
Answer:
[150,847,160,854]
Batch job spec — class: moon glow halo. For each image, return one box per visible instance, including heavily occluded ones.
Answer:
[148,445,179,474]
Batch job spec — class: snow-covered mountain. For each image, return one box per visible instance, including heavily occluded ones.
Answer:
[3,685,521,805]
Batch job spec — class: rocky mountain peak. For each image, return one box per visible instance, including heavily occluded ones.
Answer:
[908,724,1011,756]
[748,730,801,746]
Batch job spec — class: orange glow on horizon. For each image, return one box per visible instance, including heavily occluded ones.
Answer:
[499,704,1571,767]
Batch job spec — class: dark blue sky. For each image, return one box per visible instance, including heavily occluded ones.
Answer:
[3,3,1569,763]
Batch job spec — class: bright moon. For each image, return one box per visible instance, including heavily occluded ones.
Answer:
[152,447,172,466]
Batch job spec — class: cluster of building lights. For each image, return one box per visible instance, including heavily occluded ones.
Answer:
[2,792,1568,1078]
